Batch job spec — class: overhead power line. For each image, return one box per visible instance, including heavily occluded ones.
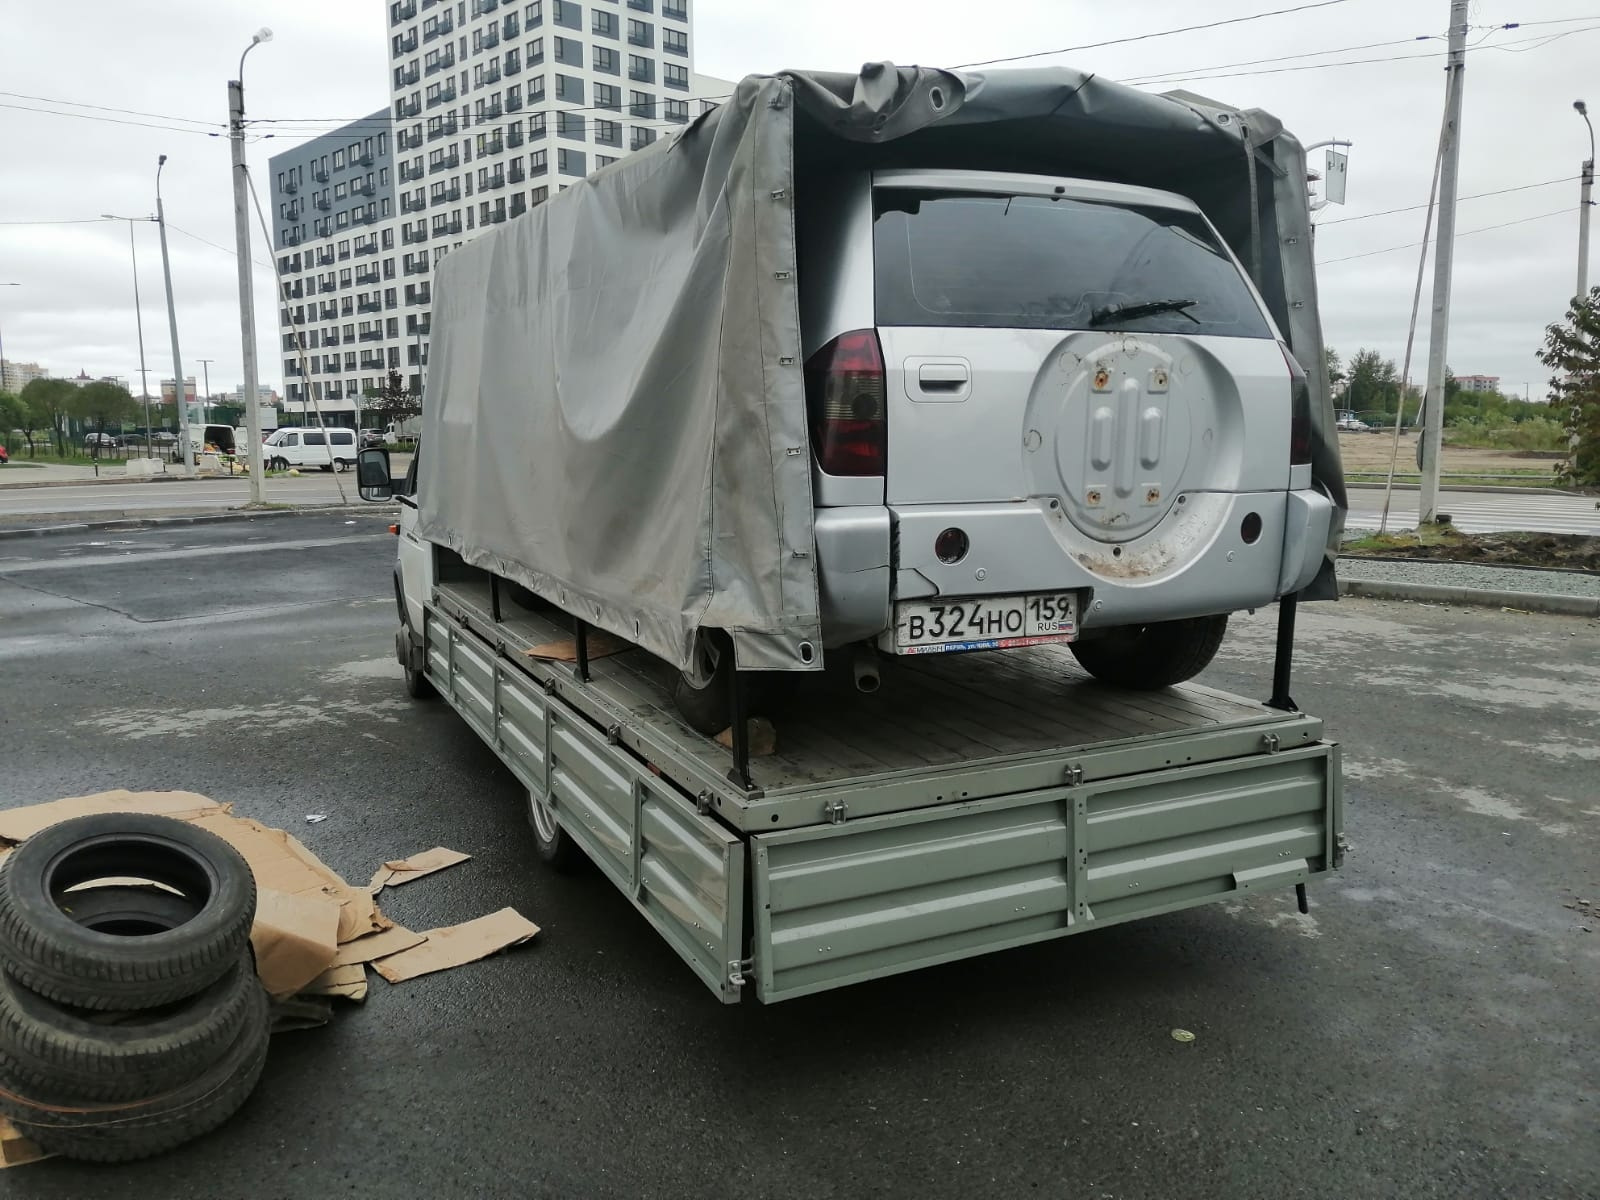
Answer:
[0,101,222,137]
[952,0,1356,69]
[1317,176,1578,226]
[1317,208,1573,265]
[0,90,222,128]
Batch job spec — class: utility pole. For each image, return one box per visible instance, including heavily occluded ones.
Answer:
[1419,0,1469,525]
[197,358,214,424]
[103,216,157,455]
[155,156,195,479]
[1577,101,1595,301]
[229,28,273,503]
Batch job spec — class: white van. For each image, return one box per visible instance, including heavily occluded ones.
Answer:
[263,427,358,472]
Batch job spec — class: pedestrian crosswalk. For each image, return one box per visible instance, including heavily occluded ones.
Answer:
[1345,489,1600,536]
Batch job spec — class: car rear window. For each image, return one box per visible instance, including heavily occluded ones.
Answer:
[872,189,1273,338]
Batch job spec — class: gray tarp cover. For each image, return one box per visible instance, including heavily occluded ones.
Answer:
[418,63,1346,674]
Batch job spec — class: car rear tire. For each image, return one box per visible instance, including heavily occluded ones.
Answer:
[335,458,352,472]
[673,635,732,737]
[0,814,257,1012]
[529,792,585,872]
[1068,614,1229,690]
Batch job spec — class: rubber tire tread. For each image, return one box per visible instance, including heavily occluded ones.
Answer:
[0,979,270,1163]
[1068,615,1229,689]
[0,814,256,1011]
[0,952,258,1104]
[529,798,586,874]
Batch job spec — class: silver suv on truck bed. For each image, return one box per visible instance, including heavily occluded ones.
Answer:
[778,168,1332,708]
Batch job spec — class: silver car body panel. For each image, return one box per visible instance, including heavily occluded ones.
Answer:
[797,166,1325,644]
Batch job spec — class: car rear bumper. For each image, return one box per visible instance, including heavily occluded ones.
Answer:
[816,490,1333,639]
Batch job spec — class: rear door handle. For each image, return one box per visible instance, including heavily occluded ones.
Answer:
[918,363,970,390]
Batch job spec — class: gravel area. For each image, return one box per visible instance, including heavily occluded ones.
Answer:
[1339,556,1600,599]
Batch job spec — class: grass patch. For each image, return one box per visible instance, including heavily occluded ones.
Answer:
[1345,528,1599,570]
[1345,526,1470,555]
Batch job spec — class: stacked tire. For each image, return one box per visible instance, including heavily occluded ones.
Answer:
[0,814,268,1163]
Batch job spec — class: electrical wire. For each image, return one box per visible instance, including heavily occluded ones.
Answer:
[0,90,223,129]
[951,0,1356,69]
[165,223,275,272]
[0,101,223,137]
[1318,176,1577,225]
[1118,34,1433,85]
[1317,208,1573,265]
[0,217,115,226]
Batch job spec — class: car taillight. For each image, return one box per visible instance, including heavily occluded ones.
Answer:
[1280,344,1313,466]
[804,329,885,476]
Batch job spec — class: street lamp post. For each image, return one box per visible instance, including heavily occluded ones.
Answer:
[197,358,214,424]
[1577,100,1595,301]
[101,216,158,456]
[230,27,273,503]
[154,155,195,478]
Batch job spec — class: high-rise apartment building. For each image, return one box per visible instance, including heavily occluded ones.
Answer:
[269,1,727,422]
[268,112,406,423]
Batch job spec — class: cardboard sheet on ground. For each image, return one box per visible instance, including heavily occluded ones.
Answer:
[372,908,539,983]
[0,1118,47,1168]
[368,846,470,893]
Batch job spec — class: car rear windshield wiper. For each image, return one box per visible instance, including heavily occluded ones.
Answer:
[1088,298,1200,327]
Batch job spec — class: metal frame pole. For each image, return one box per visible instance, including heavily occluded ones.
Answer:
[229,31,271,503]
[155,160,194,480]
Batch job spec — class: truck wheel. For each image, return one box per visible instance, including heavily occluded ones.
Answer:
[1068,615,1228,690]
[529,792,585,872]
[0,814,257,1012]
[404,656,436,700]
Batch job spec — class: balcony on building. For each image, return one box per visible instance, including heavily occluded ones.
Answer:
[402,224,429,244]
[400,193,424,213]
[284,178,299,196]
[433,182,462,203]
[398,96,422,119]
[285,229,302,246]
[480,98,504,121]
[313,167,330,183]
[663,2,686,19]
[356,270,381,286]
[480,29,500,51]
[355,240,379,256]
[359,326,385,340]
[317,280,336,295]
[317,249,336,265]
[396,64,420,87]
[481,172,506,191]
[404,258,429,275]
[480,131,505,155]
[393,0,418,21]
[429,152,461,175]
[630,99,653,118]
[423,15,454,42]
[395,29,419,54]
[509,160,526,184]
[313,195,331,211]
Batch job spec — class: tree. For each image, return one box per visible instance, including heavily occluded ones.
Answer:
[1324,346,1344,389]
[1344,348,1403,424]
[70,381,139,453]
[364,369,421,429]
[1538,288,1600,486]
[2,390,45,457]
[20,378,76,456]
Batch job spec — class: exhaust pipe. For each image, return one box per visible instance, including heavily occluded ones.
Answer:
[853,647,881,694]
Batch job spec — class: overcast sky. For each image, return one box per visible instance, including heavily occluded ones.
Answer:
[2,0,1596,403]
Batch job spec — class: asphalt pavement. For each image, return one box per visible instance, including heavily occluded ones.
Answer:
[0,516,1595,1198]
[1345,485,1600,535]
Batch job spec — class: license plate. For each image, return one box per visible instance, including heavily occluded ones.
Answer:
[889,593,1078,655]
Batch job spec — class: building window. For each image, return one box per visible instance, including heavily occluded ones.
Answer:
[595,117,621,147]
[591,8,616,37]
[530,149,548,175]
[627,18,652,47]
[627,0,652,10]
[379,167,390,186]
[527,36,544,63]
[629,89,653,118]
[662,27,686,55]
[664,98,687,124]
[628,54,653,83]
[596,154,618,168]
[554,35,582,66]
[595,82,620,110]
[336,211,350,228]
[551,0,580,30]
[525,1,543,25]
[664,62,687,90]
[593,45,618,74]
[630,125,656,150]
[557,111,585,139]
[333,149,346,169]
[530,112,547,138]
[555,73,584,102]
[529,73,546,100]
[557,148,586,176]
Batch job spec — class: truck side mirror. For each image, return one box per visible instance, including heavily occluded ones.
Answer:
[357,447,393,501]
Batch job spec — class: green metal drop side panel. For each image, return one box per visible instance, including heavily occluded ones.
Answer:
[421,582,1342,1005]
[751,744,1339,1002]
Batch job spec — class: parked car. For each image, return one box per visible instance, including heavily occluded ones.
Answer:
[262,426,358,471]
[83,432,118,448]
[1335,415,1370,432]
[360,429,387,449]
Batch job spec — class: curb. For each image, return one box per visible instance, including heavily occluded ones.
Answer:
[1345,481,1582,497]
[1339,577,1600,617]
[0,474,190,490]
[0,505,394,541]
